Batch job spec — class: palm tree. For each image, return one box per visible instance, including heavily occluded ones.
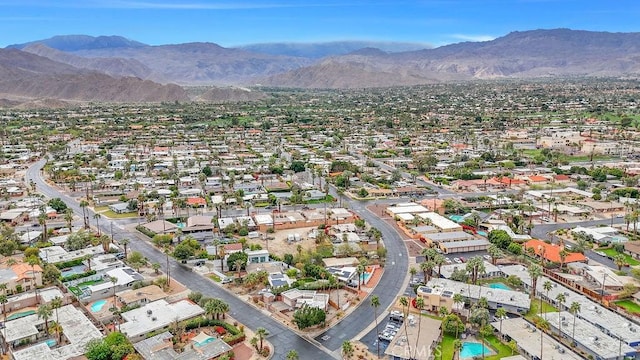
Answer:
[38,211,48,242]
[204,299,218,320]
[93,213,102,235]
[152,262,161,274]
[413,297,424,360]
[37,304,52,334]
[495,307,507,338]
[50,297,63,342]
[569,301,581,346]
[487,244,504,265]
[256,327,268,352]
[370,295,381,358]
[399,296,412,358]
[341,340,354,359]
[286,349,299,360]
[110,276,118,309]
[453,339,463,360]
[64,208,73,232]
[121,239,130,259]
[453,293,465,316]
[559,249,569,270]
[613,254,627,270]
[479,324,493,359]
[356,264,365,291]
[555,293,566,338]
[79,200,89,229]
[434,254,446,278]
[528,264,542,299]
[233,259,244,279]
[543,280,553,318]
[27,256,39,301]
[420,261,435,282]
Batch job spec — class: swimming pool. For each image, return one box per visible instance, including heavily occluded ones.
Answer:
[194,336,215,347]
[449,215,464,223]
[477,231,488,237]
[460,342,491,358]
[45,339,57,347]
[360,272,372,284]
[90,299,107,312]
[488,282,512,290]
[7,310,35,321]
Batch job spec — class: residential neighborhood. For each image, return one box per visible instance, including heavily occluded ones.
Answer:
[1,79,640,359]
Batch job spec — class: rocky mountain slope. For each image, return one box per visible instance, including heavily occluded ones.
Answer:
[0,48,188,103]
[262,29,640,88]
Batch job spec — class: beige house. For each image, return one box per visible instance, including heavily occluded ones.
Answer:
[0,263,43,294]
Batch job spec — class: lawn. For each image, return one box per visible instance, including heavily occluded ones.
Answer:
[435,334,514,360]
[68,280,103,296]
[100,210,139,219]
[615,300,640,315]
[600,248,640,266]
[526,299,557,321]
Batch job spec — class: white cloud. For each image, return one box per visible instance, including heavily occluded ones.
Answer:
[450,34,496,42]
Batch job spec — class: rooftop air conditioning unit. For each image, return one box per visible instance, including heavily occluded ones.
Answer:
[152,317,156,321]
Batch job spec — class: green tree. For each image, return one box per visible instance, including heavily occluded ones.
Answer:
[85,331,134,360]
[292,305,326,329]
[286,350,299,360]
[528,264,542,299]
[256,327,269,352]
[226,251,248,272]
[370,295,381,358]
[570,301,581,346]
[37,304,53,334]
[342,340,354,359]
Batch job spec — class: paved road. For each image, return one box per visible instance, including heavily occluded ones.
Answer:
[314,190,409,351]
[26,160,337,360]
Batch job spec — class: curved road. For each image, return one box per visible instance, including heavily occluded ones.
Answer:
[26,160,336,360]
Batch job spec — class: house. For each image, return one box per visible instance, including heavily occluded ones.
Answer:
[418,278,531,314]
[117,284,167,307]
[523,239,587,264]
[7,305,103,360]
[119,299,205,342]
[108,202,133,214]
[0,263,43,294]
[280,289,329,309]
[134,331,232,360]
[246,249,270,264]
[84,267,144,302]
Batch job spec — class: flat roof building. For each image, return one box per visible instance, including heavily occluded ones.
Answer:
[8,305,102,360]
[133,331,232,360]
[419,278,530,314]
[491,317,582,360]
[120,299,205,342]
[546,311,636,360]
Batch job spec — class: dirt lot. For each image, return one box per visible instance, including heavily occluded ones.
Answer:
[247,226,320,258]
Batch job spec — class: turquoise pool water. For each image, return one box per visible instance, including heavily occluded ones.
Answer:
[7,310,35,320]
[477,231,488,237]
[176,222,186,229]
[90,299,107,312]
[449,215,464,223]
[194,336,215,347]
[460,342,491,358]
[360,272,372,284]
[45,339,56,347]
[488,282,512,290]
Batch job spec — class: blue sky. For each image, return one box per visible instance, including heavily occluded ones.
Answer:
[1,0,640,48]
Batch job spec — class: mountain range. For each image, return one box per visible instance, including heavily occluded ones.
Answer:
[3,29,640,106]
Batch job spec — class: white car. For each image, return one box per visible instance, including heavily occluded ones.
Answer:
[453,257,462,264]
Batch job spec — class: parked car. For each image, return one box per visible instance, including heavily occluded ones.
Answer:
[453,257,462,264]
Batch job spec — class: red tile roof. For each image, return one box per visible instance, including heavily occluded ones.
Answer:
[524,239,586,264]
